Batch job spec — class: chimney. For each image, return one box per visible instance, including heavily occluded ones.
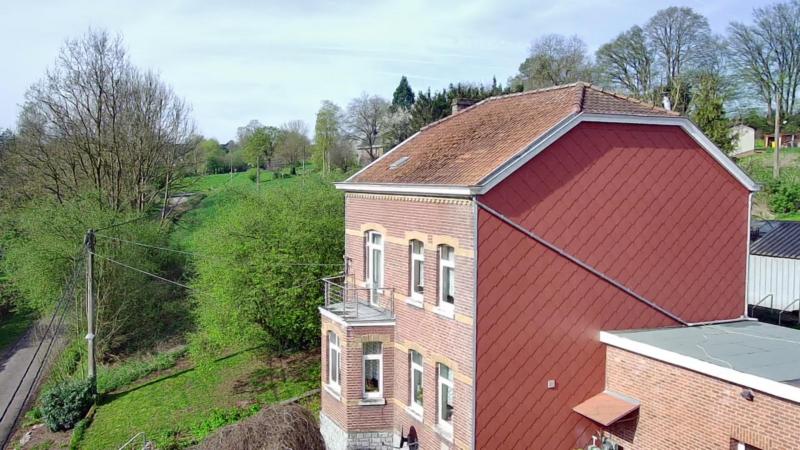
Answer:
[452,98,476,114]
[662,95,672,111]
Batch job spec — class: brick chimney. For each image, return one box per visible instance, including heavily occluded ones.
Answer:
[451,98,476,114]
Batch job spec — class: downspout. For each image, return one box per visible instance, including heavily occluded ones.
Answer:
[745,191,753,318]
[471,195,479,450]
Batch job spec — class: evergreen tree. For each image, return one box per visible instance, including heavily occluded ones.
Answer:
[691,74,732,153]
[392,76,415,110]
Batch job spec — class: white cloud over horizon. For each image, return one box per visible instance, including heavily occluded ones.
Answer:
[0,0,774,141]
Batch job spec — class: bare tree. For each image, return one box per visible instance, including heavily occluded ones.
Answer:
[729,1,800,117]
[646,7,712,85]
[512,34,593,90]
[596,26,654,99]
[346,94,389,162]
[8,29,194,211]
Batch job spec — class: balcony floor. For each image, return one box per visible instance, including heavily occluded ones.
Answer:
[321,301,394,324]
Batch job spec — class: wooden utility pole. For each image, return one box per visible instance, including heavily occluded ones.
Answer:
[84,230,97,392]
[774,90,782,178]
[256,154,261,192]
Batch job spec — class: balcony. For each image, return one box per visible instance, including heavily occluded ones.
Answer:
[321,274,396,324]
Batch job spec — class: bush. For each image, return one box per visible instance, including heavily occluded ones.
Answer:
[765,177,800,214]
[247,168,258,182]
[40,377,94,431]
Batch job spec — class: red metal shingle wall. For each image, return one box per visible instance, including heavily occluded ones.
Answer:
[475,122,749,449]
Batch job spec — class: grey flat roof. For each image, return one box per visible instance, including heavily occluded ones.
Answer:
[611,321,800,384]
[750,220,800,259]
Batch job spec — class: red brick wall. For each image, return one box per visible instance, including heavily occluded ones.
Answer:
[323,193,476,448]
[475,123,750,449]
[606,346,800,450]
[320,317,395,431]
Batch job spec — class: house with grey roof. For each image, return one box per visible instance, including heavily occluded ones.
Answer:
[748,220,800,323]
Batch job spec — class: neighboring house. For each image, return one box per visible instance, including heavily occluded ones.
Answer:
[317,82,781,450]
[748,220,800,321]
[730,124,756,155]
[765,133,800,149]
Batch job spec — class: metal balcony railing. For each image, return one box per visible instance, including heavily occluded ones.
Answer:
[322,273,395,321]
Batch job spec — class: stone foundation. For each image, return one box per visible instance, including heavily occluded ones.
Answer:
[320,412,394,450]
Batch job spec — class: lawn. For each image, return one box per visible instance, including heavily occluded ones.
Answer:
[79,348,320,449]
[0,308,35,355]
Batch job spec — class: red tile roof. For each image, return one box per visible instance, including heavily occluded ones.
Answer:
[349,82,677,186]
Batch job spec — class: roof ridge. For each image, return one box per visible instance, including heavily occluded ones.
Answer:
[582,84,680,116]
[418,83,583,133]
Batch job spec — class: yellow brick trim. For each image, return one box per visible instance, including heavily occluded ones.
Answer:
[454,371,473,386]
[431,234,474,258]
[354,334,392,344]
[345,228,362,237]
[404,231,429,243]
[454,313,474,326]
[359,222,387,235]
[347,192,471,206]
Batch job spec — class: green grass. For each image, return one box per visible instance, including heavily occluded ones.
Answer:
[78,348,319,449]
[0,308,35,355]
[96,347,187,394]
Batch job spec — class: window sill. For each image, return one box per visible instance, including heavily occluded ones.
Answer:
[405,297,424,309]
[434,423,454,442]
[358,397,386,406]
[433,305,455,319]
[323,384,341,402]
[405,406,424,422]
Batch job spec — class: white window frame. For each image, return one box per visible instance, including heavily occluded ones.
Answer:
[410,240,425,302]
[328,331,340,392]
[409,350,424,413]
[362,342,383,399]
[437,363,454,436]
[438,245,455,314]
[366,231,384,306]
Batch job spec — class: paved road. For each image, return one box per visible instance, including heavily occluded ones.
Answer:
[0,320,62,448]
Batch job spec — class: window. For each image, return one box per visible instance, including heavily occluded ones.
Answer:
[328,331,340,391]
[410,240,424,300]
[363,342,383,399]
[437,363,454,434]
[438,245,455,312]
[366,231,383,306]
[409,350,424,412]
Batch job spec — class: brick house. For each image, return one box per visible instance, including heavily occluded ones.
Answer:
[318,82,772,449]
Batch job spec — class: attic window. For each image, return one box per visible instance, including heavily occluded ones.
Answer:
[389,156,410,170]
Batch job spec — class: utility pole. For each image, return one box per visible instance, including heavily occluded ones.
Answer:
[773,89,782,178]
[84,230,97,393]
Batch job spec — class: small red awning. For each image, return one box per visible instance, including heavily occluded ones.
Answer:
[573,391,640,426]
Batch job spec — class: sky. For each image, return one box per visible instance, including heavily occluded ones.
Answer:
[0,0,775,142]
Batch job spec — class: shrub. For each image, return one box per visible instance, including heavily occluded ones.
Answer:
[247,168,258,182]
[40,377,94,431]
[766,177,800,214]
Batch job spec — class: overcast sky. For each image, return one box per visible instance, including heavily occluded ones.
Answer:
[0,0,773,141]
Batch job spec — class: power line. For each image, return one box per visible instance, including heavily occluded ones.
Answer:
[0,261,81,447]
[94,215,148,232]
[93,234,344,266]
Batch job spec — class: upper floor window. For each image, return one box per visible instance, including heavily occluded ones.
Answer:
[439,245,455,312]
[409,350,424,412]
[437,363,454,435]
[363,342,383,399]
[328,331,340,391]
[410,240,424,300]
[365,231,383,306]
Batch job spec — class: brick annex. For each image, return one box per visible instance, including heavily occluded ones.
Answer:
[316,83,800,450]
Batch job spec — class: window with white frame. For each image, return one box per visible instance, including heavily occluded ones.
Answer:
[438,245,455,312]
[410,240,424,300]
[409,350,424,412]
[363,342,383,398]
[328,331,340,391]
[437,363,454,434]
[366,231,383,306]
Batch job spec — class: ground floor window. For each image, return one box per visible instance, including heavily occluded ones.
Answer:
[410,350,423,412]
[363,342,383,398]
[437,363,454,434]
[328,331,340,391]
